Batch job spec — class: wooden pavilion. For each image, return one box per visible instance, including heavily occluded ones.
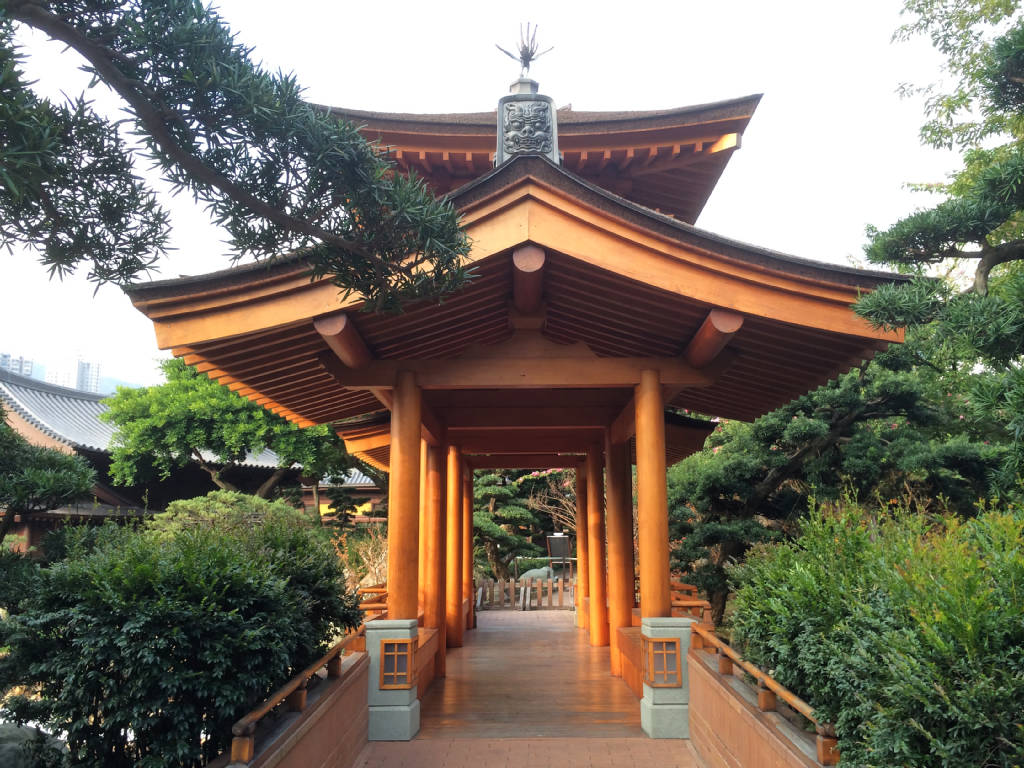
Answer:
[127,82,903,740]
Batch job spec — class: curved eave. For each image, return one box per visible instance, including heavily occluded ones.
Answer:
[127,154,903,350]
[321,94,762,222]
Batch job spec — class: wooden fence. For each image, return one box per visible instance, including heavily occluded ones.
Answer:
[477,577,575,610]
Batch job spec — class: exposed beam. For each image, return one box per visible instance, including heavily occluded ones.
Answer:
[512,244,546,314]
[708,132,740,154]
[314,311,393,412]
[684,309,744,368]
[454,432,604,454]
[442,406,616,430]
[420,402,443,447]
[315,312,371,367]
[609,398,636,445]
[317,351,717,390]
[464,453,585,469]
[342,431,391,453]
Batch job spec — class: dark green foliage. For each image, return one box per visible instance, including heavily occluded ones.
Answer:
[985,17,1024,114]
[668,359,1001,623]
[0,492,361,768]
[473,471,544,580]
[729,505,1024,767]
[1,0,470,308]
[102,358,357,500]
[0,407,95,542]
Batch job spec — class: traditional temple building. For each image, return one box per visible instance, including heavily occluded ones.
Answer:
[0,368,377,548]
[127,74,904,741]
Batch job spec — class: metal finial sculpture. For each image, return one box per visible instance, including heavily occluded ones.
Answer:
[496,23,553,78]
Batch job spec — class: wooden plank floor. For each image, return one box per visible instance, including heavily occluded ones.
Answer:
[355,610,700,767]
[419,610,641,738]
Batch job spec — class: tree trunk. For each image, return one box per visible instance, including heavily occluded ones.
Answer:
[709,538,745,626]
[485,540,510,581]
[255,467,289,499]
[311,482,323,525]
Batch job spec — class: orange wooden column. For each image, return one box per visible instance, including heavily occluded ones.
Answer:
[575,464,589,628]
[444,444,464,647]
[635,369,670,618]
[605,434,635,675]
[462,469,475,630]
[424,444,447,677]
[386,370,421,620]
[587,444,609,646]
[418,438,428,615]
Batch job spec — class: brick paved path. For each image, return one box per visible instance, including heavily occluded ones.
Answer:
[355,610,699,767]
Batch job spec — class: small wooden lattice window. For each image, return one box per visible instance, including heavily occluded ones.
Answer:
[642,636,682,688]
[379,638,417,690]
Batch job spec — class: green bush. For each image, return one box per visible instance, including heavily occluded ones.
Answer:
[729,504,1024,767]
[0,492,361,768]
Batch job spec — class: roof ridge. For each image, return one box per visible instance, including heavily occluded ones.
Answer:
[0,367,108,402]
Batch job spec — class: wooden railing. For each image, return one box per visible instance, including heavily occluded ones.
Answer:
[478,576,573,610]
[691,624,839,766]
[227,586,388,764]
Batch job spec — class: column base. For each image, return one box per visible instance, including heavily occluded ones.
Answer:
[369,700,421,741]
[641,698,689,738]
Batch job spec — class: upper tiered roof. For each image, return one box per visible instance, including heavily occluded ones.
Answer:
[325,94,760,223]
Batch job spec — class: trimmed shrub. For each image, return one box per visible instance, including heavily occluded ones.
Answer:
[0,492,361,768]
[729,504,1024,767]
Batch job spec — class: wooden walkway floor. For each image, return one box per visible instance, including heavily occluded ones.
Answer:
[355,610,700,768]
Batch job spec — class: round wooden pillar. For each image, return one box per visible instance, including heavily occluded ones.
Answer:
[386,370,421,620]
[462,469,475,630]
[574,464,589,626]
[418,438,428,614]
[587,444,609,646]
[445,444,464,647]
[605,435,635,675]
[635,369,671,618]
[424,444,446,675]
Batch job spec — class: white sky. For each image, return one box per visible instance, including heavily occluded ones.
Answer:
[0,0,959,387]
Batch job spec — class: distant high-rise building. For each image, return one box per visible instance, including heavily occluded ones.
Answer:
[0,353,33,378]
[45,357,101,392]
[76,359,101,393]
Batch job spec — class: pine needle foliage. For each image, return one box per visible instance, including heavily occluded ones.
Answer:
[1,0,471,309]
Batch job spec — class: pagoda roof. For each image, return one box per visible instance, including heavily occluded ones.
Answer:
[323,94,761,223]
[127,154,905,469]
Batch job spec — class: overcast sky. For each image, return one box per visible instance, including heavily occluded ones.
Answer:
[0,0,959,387]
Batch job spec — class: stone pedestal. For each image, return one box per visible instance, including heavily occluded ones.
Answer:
[640,616,694,739]
[366,619,420,740]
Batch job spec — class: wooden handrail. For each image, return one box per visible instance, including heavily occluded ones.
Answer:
[232,632,361,738]
[691,624,839,765]
[228,584,391,764]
